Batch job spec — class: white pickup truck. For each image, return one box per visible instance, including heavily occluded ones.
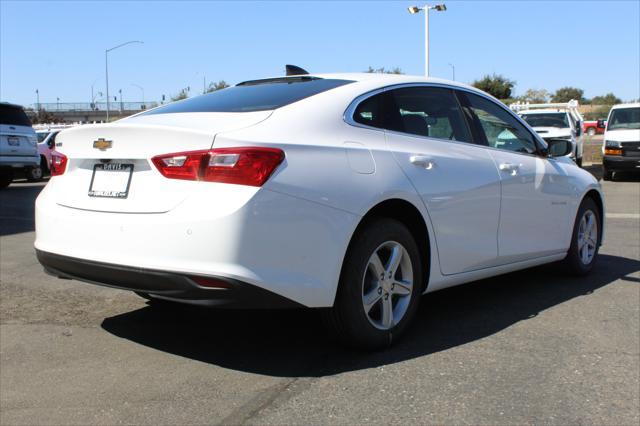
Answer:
[511,100,585,167]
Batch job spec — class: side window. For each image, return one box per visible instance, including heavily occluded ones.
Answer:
[353,93,384,129]
[459,92,538,154]
[384,87,472,142]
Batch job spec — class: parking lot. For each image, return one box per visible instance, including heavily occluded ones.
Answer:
[1,170,638,425]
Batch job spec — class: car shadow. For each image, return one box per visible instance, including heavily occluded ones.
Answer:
[585,164,640,182]
[101,254,639,378]
[0,180,47,236]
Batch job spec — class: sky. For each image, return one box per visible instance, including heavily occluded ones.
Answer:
[1,0,639,107]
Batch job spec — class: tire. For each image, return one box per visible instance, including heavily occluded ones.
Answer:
[0,170,13,189]
[575,157,583,168]
[560,197,601,276]
[602,167,613,181]
[26,165,43,182]
[587,128,596,136]
[324,218,424,349]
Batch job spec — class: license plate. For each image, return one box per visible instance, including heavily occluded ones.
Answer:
[7,137,19,146]
[88,163,133,198]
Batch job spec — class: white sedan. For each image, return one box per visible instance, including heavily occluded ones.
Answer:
[35,73,604,348]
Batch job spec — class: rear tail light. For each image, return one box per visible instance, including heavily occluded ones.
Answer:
[152,147,284,187]
[50,151,68,176]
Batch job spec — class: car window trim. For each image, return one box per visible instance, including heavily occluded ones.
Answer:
[344,82,548,154]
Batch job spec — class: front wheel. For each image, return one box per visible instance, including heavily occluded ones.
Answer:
[561,197,601,275]
[575,157,583,168]
[324,218,424,349]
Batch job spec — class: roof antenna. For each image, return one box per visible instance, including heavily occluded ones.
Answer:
[285,64,309,76]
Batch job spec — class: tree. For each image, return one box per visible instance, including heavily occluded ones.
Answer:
[517,88,549,103]
[171,89,189,102]
[365,66,404,74]
[205,80,229,93]
[591,93,622,105]
[551,86,584,103]
[472,74,515,99]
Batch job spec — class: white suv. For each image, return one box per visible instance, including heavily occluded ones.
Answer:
[0,103,40,188]
[512,101,584,167]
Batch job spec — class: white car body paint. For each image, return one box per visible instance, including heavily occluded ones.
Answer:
[35,73,605,307]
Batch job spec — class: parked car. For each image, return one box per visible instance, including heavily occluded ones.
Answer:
[0,102,40,187]
[583,120,606,136]
[35,129,66,178]
[512,101,585,167]
[35,73,605,349]
[601,102,640,180]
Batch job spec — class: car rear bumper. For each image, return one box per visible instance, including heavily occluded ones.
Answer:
[603,155,640,172]
[35,181,358,308]
[0,155,40,168]
[37,249,303,308]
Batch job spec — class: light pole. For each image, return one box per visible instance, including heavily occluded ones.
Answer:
[105,40,143,121]
[131,83,144,108]
[118,89,123,113]
[35,89,40,110]
[56,97,60,111]
[408,4,447,77]
[448,62,455,80]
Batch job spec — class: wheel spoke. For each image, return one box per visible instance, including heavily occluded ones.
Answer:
[368,253,385,277]
[381,296,393,328]
[392,279,412,296]
[581,245,590,264]
[386,245,402,277]
[363,286,382,313]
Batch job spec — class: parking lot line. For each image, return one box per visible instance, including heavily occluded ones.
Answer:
[607,213,640,219]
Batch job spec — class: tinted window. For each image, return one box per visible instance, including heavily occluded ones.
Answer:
[0,104,32,126]
[353,93,384,128]
[460,92,538,154]
[142,77,352,115]
[384,87,471,142]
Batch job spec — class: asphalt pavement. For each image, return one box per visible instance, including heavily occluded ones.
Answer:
[1,170,638,425]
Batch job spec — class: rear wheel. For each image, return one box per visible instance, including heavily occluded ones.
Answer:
[0,170,13,189]
[27,165,43,182]
[587,128,596,136]
[602,166,613,181]
[324,218,424,349]
[561,197,601,275]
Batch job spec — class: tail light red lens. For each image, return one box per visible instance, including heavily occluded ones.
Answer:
[50,151,68,176]
[152,147,284,187]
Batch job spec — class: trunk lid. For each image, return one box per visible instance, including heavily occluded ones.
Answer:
[0,124,38,158]
[52,111,271,213]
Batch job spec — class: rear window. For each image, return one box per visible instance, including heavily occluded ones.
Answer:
[0,104,32,126]
[142,77,353,115]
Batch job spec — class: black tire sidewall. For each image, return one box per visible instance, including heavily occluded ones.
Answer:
[334,218,424,348]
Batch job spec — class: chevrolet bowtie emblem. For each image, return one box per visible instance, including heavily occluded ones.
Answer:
[93,138,112,151]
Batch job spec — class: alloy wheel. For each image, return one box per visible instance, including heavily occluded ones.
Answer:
[361,241,413,330]
[577,210,598,265]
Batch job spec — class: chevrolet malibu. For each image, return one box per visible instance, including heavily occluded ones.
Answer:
[36,73,605,348]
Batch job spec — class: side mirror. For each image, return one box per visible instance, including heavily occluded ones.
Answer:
[546,138,573,158]
[596,119,606,129]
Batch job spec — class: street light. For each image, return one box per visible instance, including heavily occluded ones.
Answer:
[131,83,145,108]
[105,40,143,121]
[407,4,447,77]
[35,89,40,111]
[448,62,455,80]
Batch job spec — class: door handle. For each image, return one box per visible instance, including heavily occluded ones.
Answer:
[410,155,435,170]
[499,162,520,175]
